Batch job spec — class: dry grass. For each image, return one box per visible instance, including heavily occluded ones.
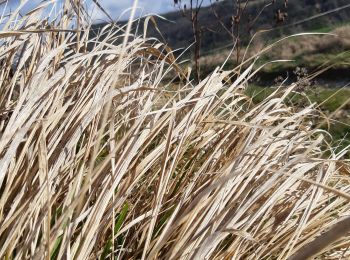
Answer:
[0,1,349,259]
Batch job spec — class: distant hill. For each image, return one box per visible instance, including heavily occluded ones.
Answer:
[94,0,350,52]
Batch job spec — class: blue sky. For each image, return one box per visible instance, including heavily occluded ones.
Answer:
[1,0,213,22]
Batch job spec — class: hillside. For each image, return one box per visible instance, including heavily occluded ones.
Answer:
[94,0,350,52]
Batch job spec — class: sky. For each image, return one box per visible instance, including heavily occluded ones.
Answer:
[92,0,182,21]
[1,0,213,22]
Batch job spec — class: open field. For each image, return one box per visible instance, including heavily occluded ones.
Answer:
[0,1,350,259]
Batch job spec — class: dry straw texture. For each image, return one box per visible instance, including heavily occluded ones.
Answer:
[0,1,349,259]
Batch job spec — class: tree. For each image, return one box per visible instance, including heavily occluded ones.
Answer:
[173,0,289,81]
[174,0,206,82]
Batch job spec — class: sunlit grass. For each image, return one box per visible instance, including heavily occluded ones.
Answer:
[0,1,349,259]
[246,85,350,158]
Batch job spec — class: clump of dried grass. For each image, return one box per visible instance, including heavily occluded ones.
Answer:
[0,1,349,259]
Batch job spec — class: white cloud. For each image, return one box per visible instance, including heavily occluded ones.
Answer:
[99,0,212,17]
[91,0,176,22]
[1,0,213,23]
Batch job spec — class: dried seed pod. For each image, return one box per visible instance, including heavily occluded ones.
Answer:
[234,15,240,25]
[274,9,287,24]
